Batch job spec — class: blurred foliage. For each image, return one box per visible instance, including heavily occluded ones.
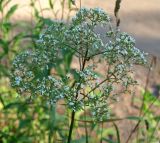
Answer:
[136,90,160,143]
[0,0,19,77]
[0,80,68,143]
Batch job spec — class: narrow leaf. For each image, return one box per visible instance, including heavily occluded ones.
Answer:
[6,4,18,20]
[113,122,121,143]
[49,0,54,9]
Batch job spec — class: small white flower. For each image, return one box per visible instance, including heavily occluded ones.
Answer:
[69,102,74,106]
[15,77,22,86]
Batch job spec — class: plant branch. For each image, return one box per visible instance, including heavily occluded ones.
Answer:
[67,28,88,142]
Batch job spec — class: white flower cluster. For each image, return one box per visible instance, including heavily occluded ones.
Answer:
[11,50,71,103]
[11,8,147,121]
[72,8,110,26]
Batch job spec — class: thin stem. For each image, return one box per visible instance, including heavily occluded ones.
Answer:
[148,118,160,143]
[61,0,65,20]
[87,77,109,96]
[68,115,127,123]
[48,105,56,143]
[67,30,88,143]
[67,111,75,143]
[84,106,89,143]
[136,57,155,142]
[125,95,160,143]
[79,0,81,9]
[100,122,104,143]
[139,57,154,115]
[87,44,119,59]
[1,4,4,37]
[37,0,44,17]
[114,0,122,28]
[67,46,88,143]
[125,57,155,143]
[67,1,86,142]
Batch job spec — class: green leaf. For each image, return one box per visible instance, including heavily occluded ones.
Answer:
[144,119,149,131]
[72,137,87,143]
[113,122,121,143]
[0,131,10,139]
[0,95,5,107]
[0,0,3,12]
[42,18,54,26]
[0,38,9,54]
[49,105,56,133]
[90,122,97,131]
[2,0,12,8]
[0,64,9,77]
[63,48,73,73]
[49,0,54,9]
[55,65,65,77]
[68,0,72,9]
[19,119,32,129]
[154,116,160,121]
[17,136,34,143]
[0,0,12,12]
[126,116,143,121]
[4,102,24,110]
[11,32,23,43]
[70,69,80,81]
[68,0,75,8]
[5,4,18,20]
[9,33,24,50]
[102,138,117,143]
[34,7,40,19]
[2,22,12,33]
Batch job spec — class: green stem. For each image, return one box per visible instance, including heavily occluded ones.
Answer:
[84,107,89,143]
[67,111,75,143]
[67,46,88,143]
[100,123,103,143]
